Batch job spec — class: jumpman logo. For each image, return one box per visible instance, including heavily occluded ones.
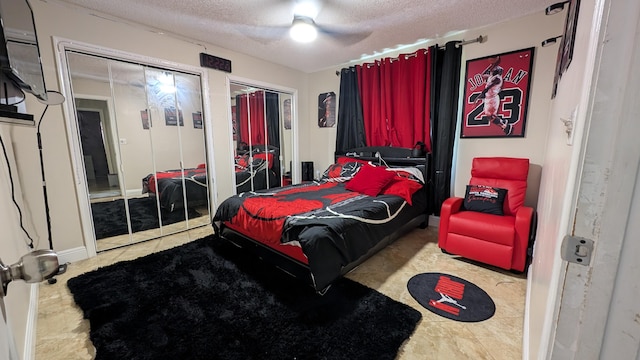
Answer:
[436,292,467,309]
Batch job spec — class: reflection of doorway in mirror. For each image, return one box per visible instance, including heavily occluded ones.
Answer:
[283,99,291,130]
[76,99,120,200]
[318,92,335,128]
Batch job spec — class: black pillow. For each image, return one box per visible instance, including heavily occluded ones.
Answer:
[462,185,508,215]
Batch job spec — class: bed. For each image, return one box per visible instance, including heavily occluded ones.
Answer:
[235,144,281,192]
[142,145,281,211]
[213,146,430,292]
[142,164,208,212]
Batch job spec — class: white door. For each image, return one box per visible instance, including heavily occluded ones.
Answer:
[549,0,640,358]
[0,300,19,360]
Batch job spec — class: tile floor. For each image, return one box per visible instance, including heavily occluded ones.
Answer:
[35,224,526,360]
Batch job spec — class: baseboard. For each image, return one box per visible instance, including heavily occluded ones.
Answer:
[57,246,89,265]
[522,265,533,360]
[429,215,440,228]
[23,283,39,360]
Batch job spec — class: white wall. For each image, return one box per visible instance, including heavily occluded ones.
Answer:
[453,13,564,208]
[0,123,41,360]
[526,0,600,358]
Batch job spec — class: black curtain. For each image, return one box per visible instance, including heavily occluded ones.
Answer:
[336,67,366,154]
[265,91,280,147]
[430,41,462,216]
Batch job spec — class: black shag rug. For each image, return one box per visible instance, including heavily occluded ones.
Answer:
[67,235,422,360]
[91,197,199,240]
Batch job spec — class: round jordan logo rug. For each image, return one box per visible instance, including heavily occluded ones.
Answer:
[407,273,495,322]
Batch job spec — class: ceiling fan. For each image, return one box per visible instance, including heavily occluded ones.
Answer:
[244,0,371,45]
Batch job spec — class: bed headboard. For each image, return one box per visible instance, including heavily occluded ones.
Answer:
[336,146,432,216]
[336,146,429,178]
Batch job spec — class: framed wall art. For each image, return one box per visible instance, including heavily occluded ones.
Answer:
[318,91,335,128]
[192,111,203,129]
[140,109,150,129]
[552,0,581,99]
[164,106,184,126]
[461,47,535,138]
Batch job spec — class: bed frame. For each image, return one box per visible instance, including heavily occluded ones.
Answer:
[214,146,431,293]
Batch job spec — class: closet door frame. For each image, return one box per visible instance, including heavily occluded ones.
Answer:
[225,75,299,192]
[54,37,215,258]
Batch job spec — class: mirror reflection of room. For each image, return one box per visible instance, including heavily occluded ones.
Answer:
[66,50,210,252]
[230,82,293,192]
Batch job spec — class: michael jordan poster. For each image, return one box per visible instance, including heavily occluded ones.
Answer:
[461,47,534,138]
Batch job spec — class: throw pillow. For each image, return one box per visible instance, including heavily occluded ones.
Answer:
[321,162,363,182]
[381,177,423,205]
[345,165,396,196]
[462,185,508,215]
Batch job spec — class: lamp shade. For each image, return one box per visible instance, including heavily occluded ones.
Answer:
[36,90,66,106]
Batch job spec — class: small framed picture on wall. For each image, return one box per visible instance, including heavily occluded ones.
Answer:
[164,107,184,126]
[140,109,150,129]
[460,47,534,138]
[318,92,335,128]
[192,111,203,129]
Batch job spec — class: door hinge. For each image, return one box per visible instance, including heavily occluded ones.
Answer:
[561,235,594,266]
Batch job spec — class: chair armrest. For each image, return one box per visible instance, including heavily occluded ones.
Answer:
[438,197,464,249]
[512,205,534,272]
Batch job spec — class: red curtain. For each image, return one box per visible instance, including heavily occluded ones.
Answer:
[238,90,266,145]
[356,49,432,152]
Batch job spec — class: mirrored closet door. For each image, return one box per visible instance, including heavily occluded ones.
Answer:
[230,81,294,192]
[65,50,210,252]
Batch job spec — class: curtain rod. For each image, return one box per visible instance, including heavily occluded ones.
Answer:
[335,35,486,76]
[439,35,486,49]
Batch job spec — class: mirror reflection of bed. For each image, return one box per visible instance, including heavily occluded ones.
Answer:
[230,82,293,192]
[65,48,211,253]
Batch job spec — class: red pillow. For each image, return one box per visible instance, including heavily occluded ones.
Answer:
[345,165,396,196]
[381,177,423,205]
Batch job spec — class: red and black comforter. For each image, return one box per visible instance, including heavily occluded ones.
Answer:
[142,167,208,212]
[213,180,427,291]
[234,152,280,192]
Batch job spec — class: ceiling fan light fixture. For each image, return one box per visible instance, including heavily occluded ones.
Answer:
[290,16,317,43]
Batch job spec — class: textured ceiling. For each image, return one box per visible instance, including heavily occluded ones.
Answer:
[53,0,555,73]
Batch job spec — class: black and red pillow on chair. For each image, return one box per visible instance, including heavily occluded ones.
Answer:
[461,184,508,215]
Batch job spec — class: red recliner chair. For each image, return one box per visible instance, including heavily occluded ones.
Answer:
[438,157,536,272]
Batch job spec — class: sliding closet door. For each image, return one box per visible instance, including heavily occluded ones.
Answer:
[230,81,293,193]
[65,49,211,252]
[173,73,208,218]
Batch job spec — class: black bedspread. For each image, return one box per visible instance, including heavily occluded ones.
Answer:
[213,181,427,290]
[142,168,208,212]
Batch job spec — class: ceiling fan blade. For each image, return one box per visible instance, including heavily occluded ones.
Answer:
[316,24,372,45]
[238,24,291,44]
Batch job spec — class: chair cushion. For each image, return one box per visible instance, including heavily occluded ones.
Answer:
[448,211,515,246]
[461,185,507,215]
